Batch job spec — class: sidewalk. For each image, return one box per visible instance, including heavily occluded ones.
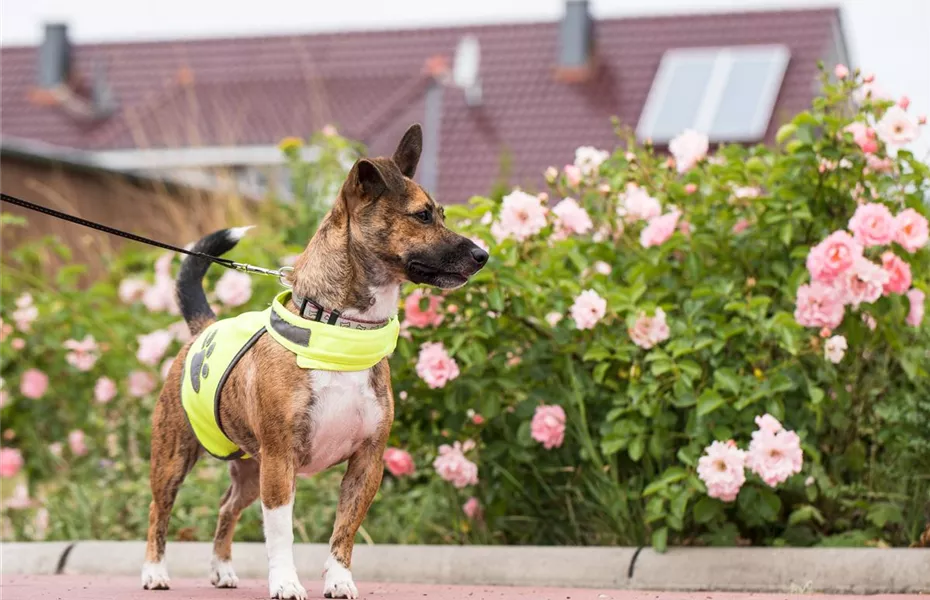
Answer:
[0,576,920,600]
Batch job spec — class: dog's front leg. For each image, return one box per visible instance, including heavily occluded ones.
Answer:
[322,443,385,599]
[260,452,306,600]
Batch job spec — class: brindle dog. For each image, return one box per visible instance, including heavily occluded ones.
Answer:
[142,124,488,599]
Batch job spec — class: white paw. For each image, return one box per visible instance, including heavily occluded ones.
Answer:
[210,557,239,588]
[141,560,171,590]
[269,567,307,600]
[323,556,358,599]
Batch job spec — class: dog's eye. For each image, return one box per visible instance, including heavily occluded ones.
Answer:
[413,209,433,224]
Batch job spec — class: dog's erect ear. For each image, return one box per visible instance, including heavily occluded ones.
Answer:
[345,159,389,212]
[393,124,422,179]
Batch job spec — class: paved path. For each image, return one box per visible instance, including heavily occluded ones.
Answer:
[0,576,918,600]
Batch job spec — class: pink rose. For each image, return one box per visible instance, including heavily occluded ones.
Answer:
[574,146,609,176]
[898,96,911,110]
[432,440,478,488]
[684,183,698,194]
[836,257,889,308]
[563,164,583,187]
[628,308,671,350]
[794,282,844,329]
[136,330,173,367]
[848,203,895,247]
[755,414,783,435]
[669,129,709,173]
[383,447,415,477]
[322,124,338,137]
[894,208,929,253]
[160,357,175,380]
[552,198,593,239]
[906,289,925,327]
[881,252,912,295]
[732,219,751,234]
[94,377,117,404]
[619,185,661,222]
[68,430,88,457]
[11,338,25,350]
[12,293,38,332]
[167,320,192,343]
[530,404,566,449]
[570,290,607,331]
[490,190,548,243]
[0,447,24,478]
[415,342,460,389]
[640,211,680,248]
[404,289,444,328]
[127,370,157,398]
[544,166,559,183]
[142,274,179,314]
[214,271,252,307]
[865,154,895,173]
[806,231,863,283]
[834,64,849,79]
[593,261,612,276]
[844,122,878,153]
[462,497,481,520]
[875,105,919,148]
[20,368,48,399]
[746,418,803,487]
[545,312,563,327]
[697,441,746,502]
[118,278,148,304]
[63,335,100,372]
[824,334,847,364]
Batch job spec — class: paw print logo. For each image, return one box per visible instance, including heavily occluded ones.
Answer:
[189,329,218,393]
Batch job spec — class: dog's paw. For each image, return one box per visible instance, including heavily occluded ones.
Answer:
[210,557,239,589]
[269,568,307,600]
[141,560,171,590]
[323,557,358,599]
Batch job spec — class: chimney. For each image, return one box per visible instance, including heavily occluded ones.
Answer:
[31,22,115,119]
[38,23,72,89]
[555,0,595,83]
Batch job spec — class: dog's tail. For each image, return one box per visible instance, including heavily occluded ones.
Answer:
[177,227,252,336]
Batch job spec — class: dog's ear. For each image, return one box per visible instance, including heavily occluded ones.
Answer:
[344,159,388,212]
[392,124,422,179]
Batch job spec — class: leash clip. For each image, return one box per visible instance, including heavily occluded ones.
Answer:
[230,262,293,288]
[277,266,294,289]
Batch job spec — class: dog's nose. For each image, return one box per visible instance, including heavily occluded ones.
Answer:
[470,246,489,266]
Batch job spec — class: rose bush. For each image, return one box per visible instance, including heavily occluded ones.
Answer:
[2,68,928,549]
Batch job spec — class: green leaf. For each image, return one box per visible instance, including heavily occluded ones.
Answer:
[628,436,645,462]
[779,222,793,246]
[713,369,741,395]
[867,503,904,528]
[693,496,722,524]
[775,123,797,144]
[678,360,702,379]
[651,526,669,552]
[788,505,826,526]
[697,389,725,416]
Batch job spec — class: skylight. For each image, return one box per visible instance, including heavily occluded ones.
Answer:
[637,45,790,143]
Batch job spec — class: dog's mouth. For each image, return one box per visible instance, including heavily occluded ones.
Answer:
[405,261,470,289]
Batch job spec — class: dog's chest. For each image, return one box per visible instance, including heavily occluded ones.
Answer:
[298,369,383,476]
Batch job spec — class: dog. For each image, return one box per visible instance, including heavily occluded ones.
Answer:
[141,123,488,599]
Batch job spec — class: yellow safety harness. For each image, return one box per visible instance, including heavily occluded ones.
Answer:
[180,291,399,460]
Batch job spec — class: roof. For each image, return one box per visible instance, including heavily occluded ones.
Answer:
[0,8,844,203]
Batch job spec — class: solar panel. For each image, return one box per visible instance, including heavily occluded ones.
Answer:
[637,45,790,143]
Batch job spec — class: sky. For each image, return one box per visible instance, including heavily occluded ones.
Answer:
[2,0,929,155]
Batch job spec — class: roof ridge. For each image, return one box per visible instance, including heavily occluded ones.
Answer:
[0,7,839,51]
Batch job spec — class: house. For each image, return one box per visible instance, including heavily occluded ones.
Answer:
[0,4,849,205]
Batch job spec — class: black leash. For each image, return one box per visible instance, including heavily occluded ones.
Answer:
[1,192,291,282]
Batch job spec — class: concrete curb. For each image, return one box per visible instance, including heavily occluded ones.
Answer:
[4,541,929,593]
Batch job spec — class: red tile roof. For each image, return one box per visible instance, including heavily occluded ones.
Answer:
[1,8,842,202]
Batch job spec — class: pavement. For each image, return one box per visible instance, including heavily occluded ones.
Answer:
[0,576,921,600]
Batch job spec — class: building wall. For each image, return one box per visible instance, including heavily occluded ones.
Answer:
[0,155,250,280]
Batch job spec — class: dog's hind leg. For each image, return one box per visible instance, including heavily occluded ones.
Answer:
[210,457,260,588]
[142,383,201,590]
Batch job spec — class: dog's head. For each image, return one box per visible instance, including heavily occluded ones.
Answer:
[340,124,488,289]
